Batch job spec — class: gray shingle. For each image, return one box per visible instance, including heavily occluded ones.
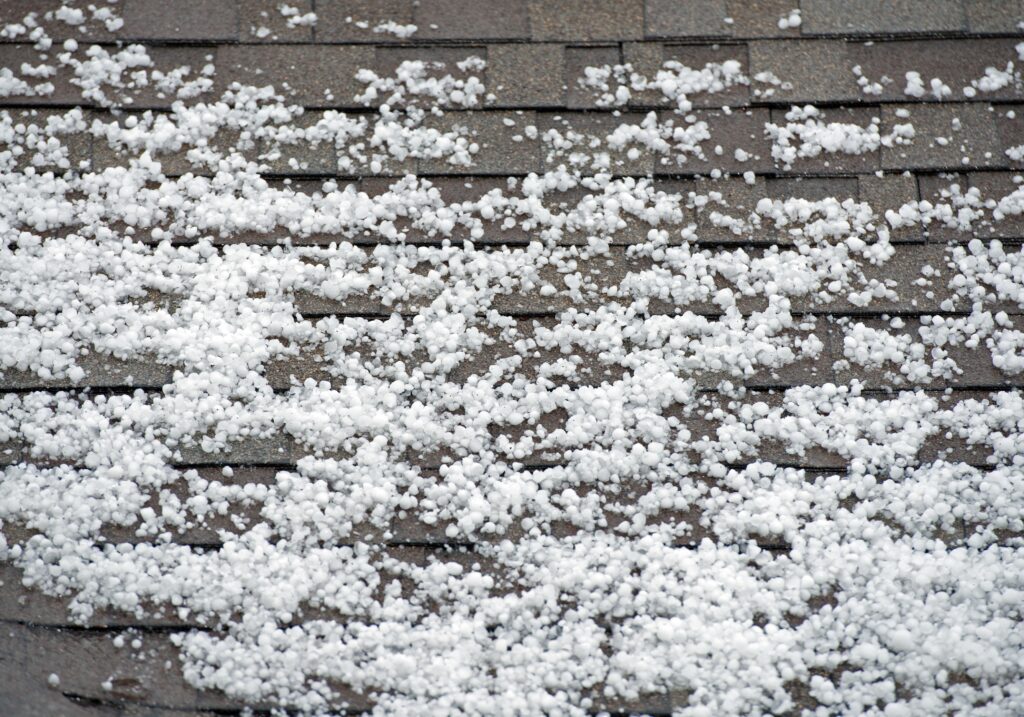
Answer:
[540,112,655,175]
[313,0,414,42]
[529,0,644,41]
[748,40,860,104]
[664,44,751,108]
[723,0,804,38]
[421,111,540,175]
[918,172,972,242]
[0,45,86,105]
[964,0,1024,33]
[238,0,315,42]
[216,45,374,107]
[994,104,1024,168]
[657,108,773,175]
[881,104,1003,170]
[2,108,91,172]
[488,44,566,108]
[0,0,118,42]
[858,173,923,243]
[414,0,530,40]
[768,176,859,202]
[121,0,239,41]
[768,106,882,175]
[566,46,621,109]
[848,39,1024,103]
[644,0,732,38]
[801,0,967,35]
[967,172,1024,241]
[258,111,339,175]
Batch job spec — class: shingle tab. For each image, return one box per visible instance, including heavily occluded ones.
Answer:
[881,104,1003,170]
[313,0,414,42]
[216,45,374,107]
[644,0,732,38]
[768,106,882,175]
[964,0,1024,33]
[122,0,239,41]
[859,173,923,243]
[238,0,315,42]
[801,0,967,35]
[414,0,530,40]
[657,108,773,175]
[529,0,644,41]
[421,111,540,175]
[723,0,804,39]
[488,44,566,108]
[848,39,1024,104]
[566,46,620,109]
[748,40,860,103]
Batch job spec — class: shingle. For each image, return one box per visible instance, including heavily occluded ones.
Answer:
[724,0,804,39]
[121,0,239,40]
[678,176,786,244]
[216,45,374,107]
[918,172,971,242]
[848,39,1024,103]
[540,112,655,175]
[414,0,530,40]
[258,111,339,175]
[238,0,315,42]
[566,46,621,109]
[967,172,1024,240]
[2,108,91,172]
[314,0,414,42]
[663,44,751,108]
[801,0,967,35]
[767,176,859,202]
[858,173,923,243]
[964,0,1024,33]
[488,44,566,108]
[529,0,644,41]
[657,108,773,175]
[372,45,489,80]
[121,47,220,109]
[620,43,666,106]
[0,1,118,42]
[0,45,85,105]
[644,0,732,38]
[768,106,882,175]
[748,40,859,104]
[881,104,1003,170]
[420,111,540,174]
[994,104,1024,168]
[811,244,952,314]
[745,325,835,388]
[832,315,1020,389]
[919,391,1001,466]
